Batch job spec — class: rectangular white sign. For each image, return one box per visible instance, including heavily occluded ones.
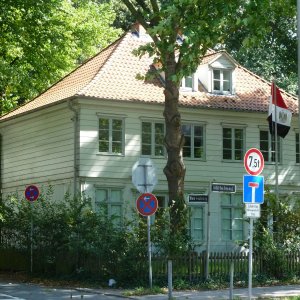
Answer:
[245,203,261,218]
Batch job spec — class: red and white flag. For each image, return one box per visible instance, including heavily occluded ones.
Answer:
[267,83,291,138]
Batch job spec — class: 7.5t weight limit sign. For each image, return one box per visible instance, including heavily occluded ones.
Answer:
[244,148,264,176]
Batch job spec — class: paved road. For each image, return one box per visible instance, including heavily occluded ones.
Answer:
[0,282,126,300]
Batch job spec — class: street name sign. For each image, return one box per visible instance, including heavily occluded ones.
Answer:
[211,183,236,193]
[188,194,209,203]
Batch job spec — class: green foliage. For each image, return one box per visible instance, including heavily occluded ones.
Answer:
[224,0,297,94]
[0,0,121,113]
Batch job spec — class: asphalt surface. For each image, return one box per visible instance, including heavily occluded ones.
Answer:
[1,281,300,299]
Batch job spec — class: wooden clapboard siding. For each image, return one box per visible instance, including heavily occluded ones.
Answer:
[0,103,74,192]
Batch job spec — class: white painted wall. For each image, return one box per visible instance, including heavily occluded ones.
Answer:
[0,103,75,197]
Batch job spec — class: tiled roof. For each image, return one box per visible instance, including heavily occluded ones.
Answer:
[0,31,297,121]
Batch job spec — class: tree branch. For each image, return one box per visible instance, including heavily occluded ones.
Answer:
[150,0,159,14]
[135,0,151,15]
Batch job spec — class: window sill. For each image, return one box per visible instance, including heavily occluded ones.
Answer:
[184,157,206,162]
[141,154,166,159]
[222,159,243,163]
[96,153,125,157]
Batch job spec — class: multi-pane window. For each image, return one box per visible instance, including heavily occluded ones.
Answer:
[95,188,123,226]
[142,121,165,156]
[99,117,124,154]
[213,69,231,94]
[181,75,193,90]
[223,127,244,160]
[260,130,281,163]
[182,124,205,159]
[190,206,204,241]
[296,133,299,164]
[221,194,244,241]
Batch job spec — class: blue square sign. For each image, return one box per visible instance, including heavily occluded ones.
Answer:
[243,175,264,204]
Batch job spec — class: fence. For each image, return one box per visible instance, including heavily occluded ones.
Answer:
[1,249,300,284]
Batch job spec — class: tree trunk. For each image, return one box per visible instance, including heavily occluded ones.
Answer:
[163,56,187,236]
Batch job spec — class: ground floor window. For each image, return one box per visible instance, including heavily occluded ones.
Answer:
[190,206,204,241]
[95,188,123,226]
[221,193,244,241]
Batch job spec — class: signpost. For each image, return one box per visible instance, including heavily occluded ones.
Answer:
[132,158,158,289]
[25,185,40,274]
[211,183,236,193]
[243,148,264,300]
[136,193,158,216]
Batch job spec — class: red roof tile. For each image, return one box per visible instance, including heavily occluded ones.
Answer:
[0,31,297,121]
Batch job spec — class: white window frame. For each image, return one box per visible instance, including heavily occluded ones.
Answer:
[221,193,244,241]
[141,120,165,157]
[95,188,123,226]
[212,68,232,94]
[190,206,204,242]
[97,114,125,155]
[222,126,245,161]
[182,123,205,160]
[259,129,281,163]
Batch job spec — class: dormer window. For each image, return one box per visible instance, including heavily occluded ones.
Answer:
[213,69,232,94]
[181,74,198,92]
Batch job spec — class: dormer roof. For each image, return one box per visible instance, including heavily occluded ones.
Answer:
[0,31,297,122]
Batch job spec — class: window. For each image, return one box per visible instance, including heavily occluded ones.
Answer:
[296,133,299,164]
[142,121,165,156]
[260,130,281,163]
[98,117,124,154]
[223,127,244,160]
[181,75,193,90]
[182,124,205,159]
[190,206,204,241]
[95,188,123,226]
[221,194,244,241]
[213,69,232,94]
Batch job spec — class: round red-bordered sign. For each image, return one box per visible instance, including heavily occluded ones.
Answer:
[25,185,40,202]
[244,148,264,176]
[136,193,158,217]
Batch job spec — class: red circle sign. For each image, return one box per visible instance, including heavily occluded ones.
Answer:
[25,185,39,202]
[244,148,264,176]
[136,193,158,216]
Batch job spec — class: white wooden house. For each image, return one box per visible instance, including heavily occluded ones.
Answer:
[0,26,299,252]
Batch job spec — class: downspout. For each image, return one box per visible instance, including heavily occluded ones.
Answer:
[68,99,79,197]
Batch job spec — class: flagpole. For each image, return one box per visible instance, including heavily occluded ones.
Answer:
[273,81,279,202]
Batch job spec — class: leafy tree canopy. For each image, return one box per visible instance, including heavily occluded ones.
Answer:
[223,0,297,94]
[0,0,121,113]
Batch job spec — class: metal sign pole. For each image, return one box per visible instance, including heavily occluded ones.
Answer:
[205,182,211,280]
[248,218,254,300]
[142,164,152,289]
[30,204,33,273]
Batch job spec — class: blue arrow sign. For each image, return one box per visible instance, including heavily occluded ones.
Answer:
[243,175,264,204]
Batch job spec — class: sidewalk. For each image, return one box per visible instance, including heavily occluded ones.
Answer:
[91,284,300,299]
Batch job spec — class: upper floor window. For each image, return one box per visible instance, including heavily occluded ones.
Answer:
[213,69,232,94]
[181,75,193,89]
[98,117,124,155]
[296,133,299,164]
[182,124,205,159]
[142,121,165,156]
[95,188,123,226]
[221,194,244,241]
[223,127,244,161]
[260,130,281,163]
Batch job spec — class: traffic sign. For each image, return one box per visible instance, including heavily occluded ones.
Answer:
[244,148,264,176]
[243,175,264,204]
[245,204,261,218]
[136,193,158,216]
[211,183,236,193]
[132,158,157,193]
[25,185,39,202]
[188,194,209,203]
